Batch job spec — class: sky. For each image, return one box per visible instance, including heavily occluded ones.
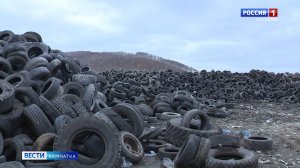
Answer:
[1,0,299,72]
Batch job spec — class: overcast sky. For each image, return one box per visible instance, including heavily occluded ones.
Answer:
[1,0,299,72]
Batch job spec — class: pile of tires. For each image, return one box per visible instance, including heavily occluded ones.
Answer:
[0,30,279,168]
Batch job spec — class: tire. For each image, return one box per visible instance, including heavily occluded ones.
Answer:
[0,57,12,74]
[51,98,77,118]
[0,161,25,168]
[54,115,72,133]
[135,103,154,117]
[174,134,200,168]
[139,127,165,140]
[60,56,80,77]
[209,134,241,149]
[158,146,179,160]
[0,100,24,137]
[0,80,15,114]
[7,55,27,72]
[41,77,62,100]
[82,84,97,111]
[205,147,258,168]
[190,138,211,168]
[160,112,181,121]
[24,57,48,71]
[63,82,84,98]
[29,67,50,81]
[165,118,222,147]
[61,94,82,105]
[39,96,61,122]
[109,88,126,99]
[143,139,169,153]
[70,103,91,118]
[0,131,3,155]
[25,161,58,168]
[99,108,133,133]
[3,136,31,162]
[72,74,97,86]
[181,109,210,130]
[53,117,121,168]
[32,133,56,151]
[120,131,144,164]
[243,136,273,151]
[46,59,61,74]
[5,71,30,89]
[15,87,40,107]
[112,103,144,137]
[23,104,54,137]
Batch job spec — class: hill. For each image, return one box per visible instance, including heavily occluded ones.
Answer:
[65,51,196,72]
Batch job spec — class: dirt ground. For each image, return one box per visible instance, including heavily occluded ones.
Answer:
[133,102,300,168]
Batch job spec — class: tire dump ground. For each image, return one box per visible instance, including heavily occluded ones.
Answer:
[0,30,299,168]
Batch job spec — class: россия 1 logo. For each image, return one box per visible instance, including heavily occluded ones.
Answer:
[241,8,278,17]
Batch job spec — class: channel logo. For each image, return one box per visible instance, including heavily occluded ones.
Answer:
[22,151,78,160]
[241,8,278,17]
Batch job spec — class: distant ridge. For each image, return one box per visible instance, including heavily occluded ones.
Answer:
[66,51,196,72]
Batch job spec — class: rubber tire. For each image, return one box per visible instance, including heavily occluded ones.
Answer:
[160,112,181,121]
[0,57,12,74]
[99,108,133,133]
[181,109,210,130]
[60,56,80,77]
[4,71,30,89]
[120,131,144,164]
[0,161,25,168]
[53,117,121,168]
[23,104,54,137]
[112,103,144,137]
[0,80,14,114]
[82,84,97,111]
[165,118,222,147]
[209,134,241,149]
[135,104,154,117]
[139,127,165,140]
[205,147,258,168]
[54,115,72,133]
[0,131,3,155]
[39,96,61,123]
[158,146,179,160]
[63,82,84,98]
[190,138,211,168]
[33,133,56,151]
[244,136,273,151]
[174,134,200,168]
[72,74,97,86]
[15,87,40,107]
[51,98,77,118]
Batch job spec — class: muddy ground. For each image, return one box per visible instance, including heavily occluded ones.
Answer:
[133,102,300,168]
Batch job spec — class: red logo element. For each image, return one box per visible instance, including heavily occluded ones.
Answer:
[269,8,278,17]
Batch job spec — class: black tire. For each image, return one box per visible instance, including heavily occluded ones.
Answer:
[109,88,126,99]
[72,74,97,86]
[243,136,273,151]
[51,98,77,118]
[6,55,27,72]
[112,103,144,137]
[0,161,25,168]
[47,59,61,74]
[70,103,91,118]
[139,127,165,140]
[61,94,82,105]
[23,104,54,137]
[0,100,24,137]
[60,56,80,77]
[24,57,48,71]
[0,80,14,114]
[190,138,211,168]
[165,118,222,147]
[181,109,210,130]
[120,131,144,164]
[53,117,121,168]
[0,131,3,155]
[160,112,181,121]
[41,77,62,100]
[54,115,72,133]
[15,87,40,107]
[4,71,30,89]
[209,134,241,149]
[158,146,179,160]
[25,161,58,168]
[39,96,61,122]
[82,84,97,111]
[3,136,32,162]
[32,133,56,151]
[135,103,154,117]
[29,67,51,81]
[205,147,258,168]
[0,57,12,74]
[143,139,169,153]
[99,108,133,133]
[174,134,200,168]
[63,82,84,98]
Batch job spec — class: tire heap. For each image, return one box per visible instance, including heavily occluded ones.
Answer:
[0,30,285,168]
